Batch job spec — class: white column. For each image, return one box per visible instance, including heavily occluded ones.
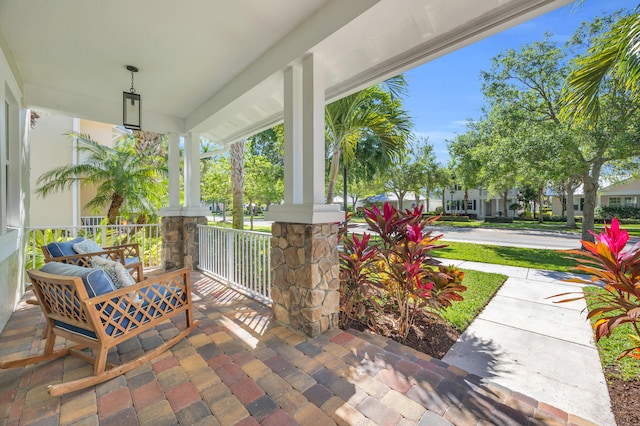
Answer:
[283,65,303,204]
[182,132,209,216]
[266,54,342,224]
[302,54,326,206]
[167,132,180,209]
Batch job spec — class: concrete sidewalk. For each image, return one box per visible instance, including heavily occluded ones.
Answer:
[440,259,616,426]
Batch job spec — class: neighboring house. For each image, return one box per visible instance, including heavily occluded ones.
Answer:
[599,178,640,208]
[445,187,520,219]
[550,178,640,217]
[29,113,120,227]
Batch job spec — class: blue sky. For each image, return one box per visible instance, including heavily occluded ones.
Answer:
[404,0,634,165]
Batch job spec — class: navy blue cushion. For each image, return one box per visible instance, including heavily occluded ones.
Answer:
[46,237,84,258]
[40,261,117,297]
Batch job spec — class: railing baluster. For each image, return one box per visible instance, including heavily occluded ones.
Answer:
[196,225,272,304]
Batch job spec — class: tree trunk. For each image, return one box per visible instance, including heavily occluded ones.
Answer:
[502,190,508,217]
[107,193,124,225]
[231,140,245,230]
[326,149,341,204]
[463,189,468,214]
[581,167,602,242]
[537,185,544,223]
[565,180,576,229]
[425,185,430,212]
[441,188,445,212]
[249,200,254,230]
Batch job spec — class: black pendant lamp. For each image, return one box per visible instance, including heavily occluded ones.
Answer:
[123,65,141,130]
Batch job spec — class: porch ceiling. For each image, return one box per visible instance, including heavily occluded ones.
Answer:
[0,0,571,142]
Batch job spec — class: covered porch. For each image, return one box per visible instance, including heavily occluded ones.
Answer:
[0,270,593,425]
[0,0,573,335]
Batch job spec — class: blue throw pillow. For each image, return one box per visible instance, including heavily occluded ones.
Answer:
[39,261,117,297]
[90,256,136,289]
[72,239,104,254]
[46,237,84,258]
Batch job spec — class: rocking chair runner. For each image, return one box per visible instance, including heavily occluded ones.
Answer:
[0,265,199,396]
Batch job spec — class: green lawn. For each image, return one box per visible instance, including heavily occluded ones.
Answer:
[432,240,578,272]
[584,287,640,380]
[440,269,506,331]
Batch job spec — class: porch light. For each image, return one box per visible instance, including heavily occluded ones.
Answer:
[123,65,141,130]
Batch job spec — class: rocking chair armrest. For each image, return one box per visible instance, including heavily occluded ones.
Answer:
[103,243,140,258]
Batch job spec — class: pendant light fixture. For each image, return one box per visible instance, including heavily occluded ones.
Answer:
[123,65,141,130]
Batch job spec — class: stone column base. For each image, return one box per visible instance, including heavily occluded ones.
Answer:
[161,215,207,270]
[270,222,340,337]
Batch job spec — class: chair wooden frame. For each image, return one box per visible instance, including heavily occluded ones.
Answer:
[1,267,199,396]
[41,243,144,282]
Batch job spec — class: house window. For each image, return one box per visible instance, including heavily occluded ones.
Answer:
[1,90,21,232]
[624,197,636,207]
[609,197,621,207]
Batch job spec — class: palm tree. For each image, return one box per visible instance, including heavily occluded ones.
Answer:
[562,9,640,121]
[230,140,245,229]
[36,133,167,224]
[325,76,413,204]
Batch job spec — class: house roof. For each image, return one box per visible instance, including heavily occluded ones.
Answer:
[0,0,571,143]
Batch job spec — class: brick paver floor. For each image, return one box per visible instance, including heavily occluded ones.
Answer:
[0,271,597,425]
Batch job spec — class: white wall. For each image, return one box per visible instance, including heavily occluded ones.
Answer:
[29,113,75,226]
[0,38,27,332]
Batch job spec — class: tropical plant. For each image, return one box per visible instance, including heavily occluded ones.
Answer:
[562,8,640,122]
[35,133,167,224]
[325,76,413,204]
[339,202,467,341]
[553,217,640,360]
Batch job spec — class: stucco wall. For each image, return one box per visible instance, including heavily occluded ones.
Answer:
[29,113,75,226]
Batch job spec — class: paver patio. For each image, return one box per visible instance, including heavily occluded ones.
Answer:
[0,271,597,425]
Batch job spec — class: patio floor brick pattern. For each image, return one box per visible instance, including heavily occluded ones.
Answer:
[0,271,597,426]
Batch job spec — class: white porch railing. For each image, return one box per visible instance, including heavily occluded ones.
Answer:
[25,224,162,270]
[198,225,272,304]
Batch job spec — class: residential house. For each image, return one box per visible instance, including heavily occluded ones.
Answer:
[29,114,122,227]
[446,187,520,219]
[599,178,640,208]
[550,178,640,217]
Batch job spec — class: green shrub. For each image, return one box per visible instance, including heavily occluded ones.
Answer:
[596,205,640,220]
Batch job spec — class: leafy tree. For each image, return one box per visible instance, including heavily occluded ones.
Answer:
[448,129,482,215]
[201,156,232,221]
[325,76,413,204]
[475,24,640,239]
[244,150,284,230]
[36,133,167,224]
[408,138,438,211]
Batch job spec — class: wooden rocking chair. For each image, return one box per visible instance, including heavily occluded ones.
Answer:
[0,265,199,396]
[42,242,144,282]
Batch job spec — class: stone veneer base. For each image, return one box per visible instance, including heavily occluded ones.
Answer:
[270,222,340,337]
[161,215,208,270]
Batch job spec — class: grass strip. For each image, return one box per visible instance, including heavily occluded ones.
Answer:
[583,287,640,380]
[432,240,578,272]
[440,269,506,332]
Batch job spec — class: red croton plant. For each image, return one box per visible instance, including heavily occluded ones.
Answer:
[555,217,640,360]
[338,202,466,342]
